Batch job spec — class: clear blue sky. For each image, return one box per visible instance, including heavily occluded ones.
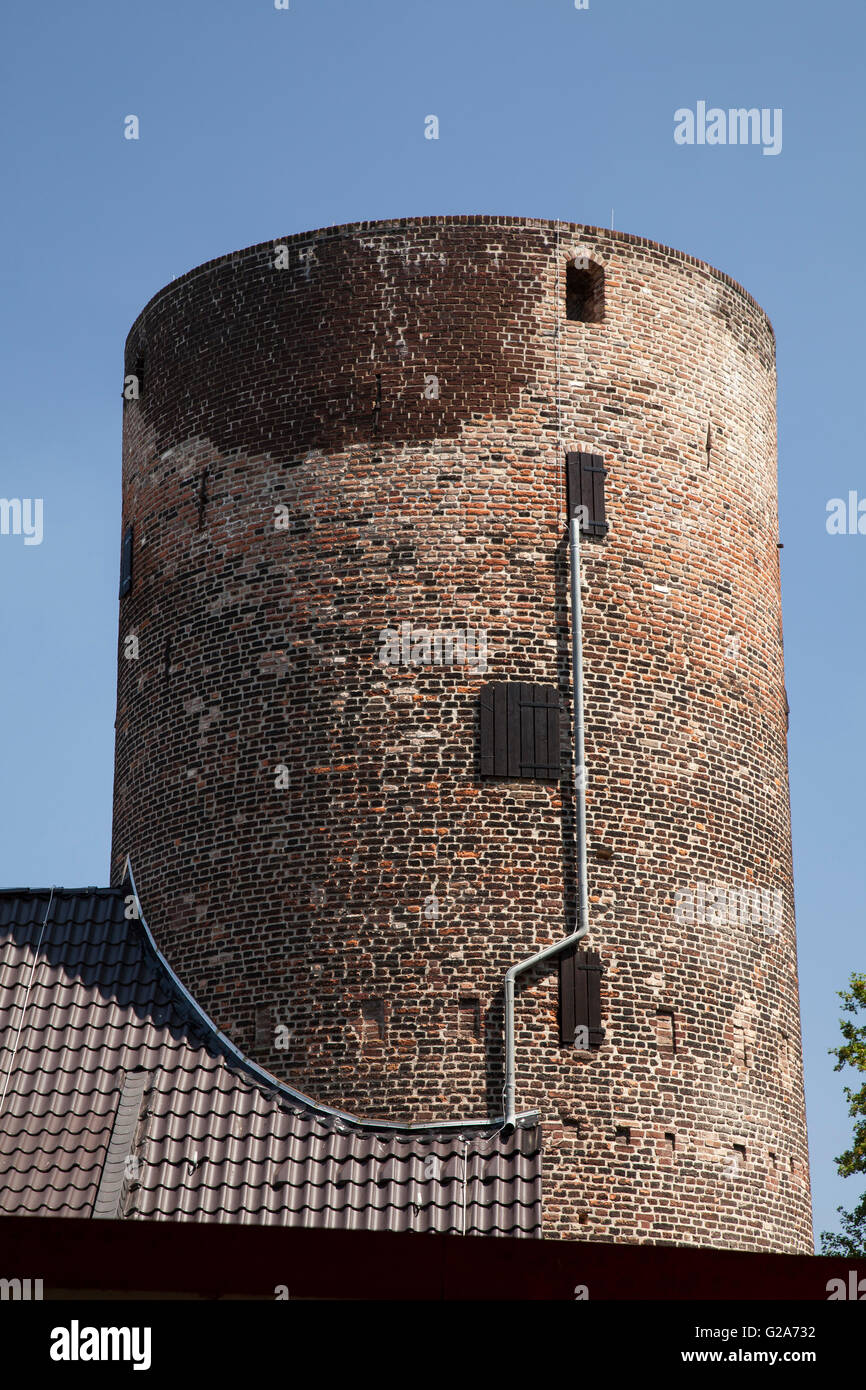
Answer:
[1,0,863,1249]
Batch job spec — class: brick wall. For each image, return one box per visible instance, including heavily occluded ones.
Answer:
[112,216,812,1251]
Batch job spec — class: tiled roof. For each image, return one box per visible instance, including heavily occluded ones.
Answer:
[0,886,541,1234]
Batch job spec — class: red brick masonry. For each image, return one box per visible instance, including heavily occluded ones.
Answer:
[112,217,811,1251]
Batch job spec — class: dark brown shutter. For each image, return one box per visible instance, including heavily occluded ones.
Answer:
[517,683,560,779]
[479,682,509,777]
[559,948,604,1047]
[119,524,133,598]
[479,682,560,780]
[566,452,608,536]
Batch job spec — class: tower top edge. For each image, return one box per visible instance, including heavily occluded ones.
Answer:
[125,215,774,346]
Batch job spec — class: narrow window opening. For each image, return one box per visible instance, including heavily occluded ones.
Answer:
[254,1006,274,1048]
[615,1125,631,1148]
[664,1132,676,1155]
[119,524,133,598]
[458,995,480,1039]
[566,260,604,323]
[733,1143,747,1171]
[360,999,385,1046]
[197,467,209,530]
[656,1008,677,1057]
[733,1024,750,1068]
[371,372,382,436]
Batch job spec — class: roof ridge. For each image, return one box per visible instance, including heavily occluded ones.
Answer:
[0,886,123,897]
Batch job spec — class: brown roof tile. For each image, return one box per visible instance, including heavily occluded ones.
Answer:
[0,887,540,1235]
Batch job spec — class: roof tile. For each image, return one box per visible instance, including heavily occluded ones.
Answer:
[0,888,540,1235]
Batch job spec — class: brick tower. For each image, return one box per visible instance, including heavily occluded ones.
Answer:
[112,216,812,1251]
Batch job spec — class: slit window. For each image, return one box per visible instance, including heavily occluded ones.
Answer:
[119,524,133,598]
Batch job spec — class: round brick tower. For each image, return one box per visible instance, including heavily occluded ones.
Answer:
[112,216,812,1251]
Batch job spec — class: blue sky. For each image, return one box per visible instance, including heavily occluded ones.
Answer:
[0,0,863,1247]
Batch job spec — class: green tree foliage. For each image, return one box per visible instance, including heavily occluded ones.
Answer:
[819,973,866,1257]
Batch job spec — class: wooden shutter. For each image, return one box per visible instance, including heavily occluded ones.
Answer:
[559,947,604,1047]
[479,682,560,780]
[119,524,133,598]
[566,452,608,536]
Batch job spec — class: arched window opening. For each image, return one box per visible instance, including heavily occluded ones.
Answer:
[566,260,604,323]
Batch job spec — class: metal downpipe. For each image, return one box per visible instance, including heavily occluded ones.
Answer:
[503,514,590,1128]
